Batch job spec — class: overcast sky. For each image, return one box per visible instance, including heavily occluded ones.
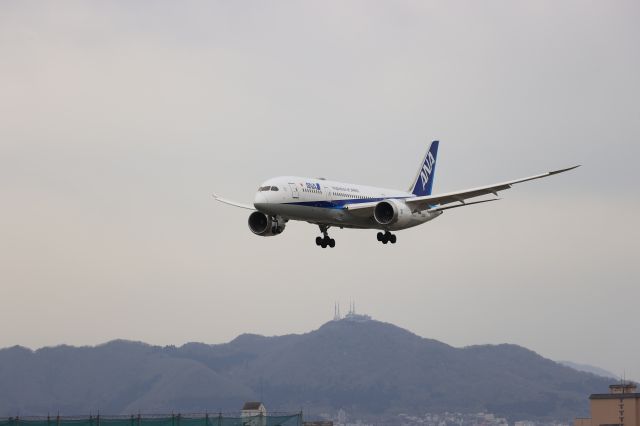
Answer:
[1,1,639,380]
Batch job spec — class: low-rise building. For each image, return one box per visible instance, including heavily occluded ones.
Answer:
[241,402,267,426]
[574,382,640,426]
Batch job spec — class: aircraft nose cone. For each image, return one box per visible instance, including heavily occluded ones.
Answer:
[254,192,268,208]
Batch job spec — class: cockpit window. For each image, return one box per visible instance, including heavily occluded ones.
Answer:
[257,186,280,191]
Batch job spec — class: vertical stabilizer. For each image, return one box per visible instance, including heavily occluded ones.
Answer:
[409,141,439,197]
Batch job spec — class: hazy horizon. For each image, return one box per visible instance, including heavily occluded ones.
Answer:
[1,1,639,380]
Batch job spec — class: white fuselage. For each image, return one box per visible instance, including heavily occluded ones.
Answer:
[253,176,441,231]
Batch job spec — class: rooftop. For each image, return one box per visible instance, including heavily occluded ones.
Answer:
[242,402,264,410]
[590,393,640,400]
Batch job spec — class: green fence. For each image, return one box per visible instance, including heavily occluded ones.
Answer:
[0,414,301,426]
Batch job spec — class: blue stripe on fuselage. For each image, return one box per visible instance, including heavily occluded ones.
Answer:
[283,196,410,209]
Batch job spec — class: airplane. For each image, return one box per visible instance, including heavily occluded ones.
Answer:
[213,141,579,248]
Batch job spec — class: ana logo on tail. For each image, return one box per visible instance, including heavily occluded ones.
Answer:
[420,151,436,191]
[410,140,439,197]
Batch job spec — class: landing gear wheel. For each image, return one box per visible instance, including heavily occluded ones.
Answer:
[378,231,396,245]
[317,225,335,248]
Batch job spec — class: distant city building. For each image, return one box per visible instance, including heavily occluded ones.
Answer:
[241,402,267,426]
[337,409,347,424]
[574,381,639,426]
[397,411,508,426]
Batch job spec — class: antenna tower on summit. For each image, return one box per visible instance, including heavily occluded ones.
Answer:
[347,300,355,315]
[343,300,371,322]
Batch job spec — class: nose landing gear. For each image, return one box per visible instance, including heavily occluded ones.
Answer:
[316,225,336,248]
[377,231,397,244]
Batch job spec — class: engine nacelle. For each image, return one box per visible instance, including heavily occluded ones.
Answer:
[373,199,413,227]
[248,211,286,236]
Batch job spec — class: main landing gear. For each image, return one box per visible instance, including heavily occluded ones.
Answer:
[316,225,335,248]
[377,231,397,245]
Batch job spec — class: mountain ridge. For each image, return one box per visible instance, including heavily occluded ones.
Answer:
[0,319,612,422]
[558,360,618,380]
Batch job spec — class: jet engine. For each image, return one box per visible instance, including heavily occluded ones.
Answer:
[248,211,286,236]
[373,199,412,227]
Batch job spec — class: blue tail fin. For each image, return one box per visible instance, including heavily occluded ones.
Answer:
[409,140,439,196]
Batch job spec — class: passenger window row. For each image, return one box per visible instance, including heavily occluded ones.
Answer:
[291,187,373,199]
[332,192,368,199]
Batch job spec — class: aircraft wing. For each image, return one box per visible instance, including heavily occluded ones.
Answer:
[211,193,255,210]
[404,165,579,212]
[345,165,579,216]
[426,198,501,212]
